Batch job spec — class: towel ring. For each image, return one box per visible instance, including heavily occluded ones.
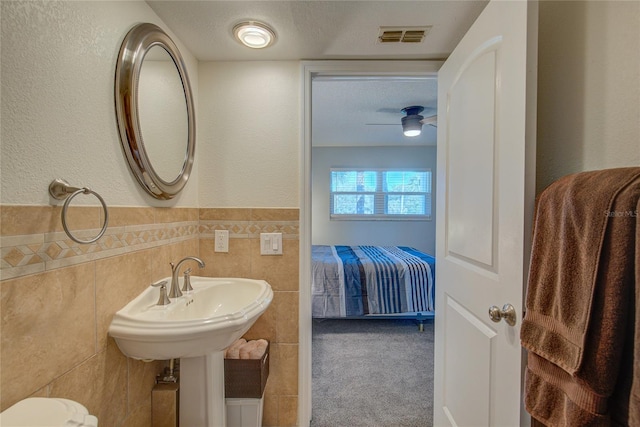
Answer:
[49,178,109,244]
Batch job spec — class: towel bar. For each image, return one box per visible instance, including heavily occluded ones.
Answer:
[48,178,109,244]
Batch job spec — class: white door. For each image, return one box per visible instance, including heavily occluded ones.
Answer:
[433,0,538,426]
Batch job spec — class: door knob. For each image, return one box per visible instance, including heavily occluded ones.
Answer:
[488,303,517,326]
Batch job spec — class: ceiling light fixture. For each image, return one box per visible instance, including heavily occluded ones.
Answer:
[401,106,424,137]
[233,21,276,49]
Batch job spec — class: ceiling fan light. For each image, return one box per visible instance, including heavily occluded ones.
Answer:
[402,115,423,137]
[233,21,276,49]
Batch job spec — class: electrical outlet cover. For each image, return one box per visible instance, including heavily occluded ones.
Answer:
[214,229,229,252]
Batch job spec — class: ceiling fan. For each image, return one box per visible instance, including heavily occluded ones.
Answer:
[366,105,437,137]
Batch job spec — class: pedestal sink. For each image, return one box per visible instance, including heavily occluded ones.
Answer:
[108,277,273,427]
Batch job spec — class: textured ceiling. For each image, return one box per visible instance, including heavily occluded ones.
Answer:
[312,77,438,147]
[146,1,487,61]
[146,1,487,146]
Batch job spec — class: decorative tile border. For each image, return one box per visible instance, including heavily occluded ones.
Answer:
[1,221,199,281]
[1,208,300,281]
[199,220,299,239]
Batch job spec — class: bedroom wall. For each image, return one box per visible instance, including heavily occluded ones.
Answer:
[536,0,640,191]
[312,146,436,255]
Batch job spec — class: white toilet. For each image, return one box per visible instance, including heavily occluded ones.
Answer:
[0,397,98,426]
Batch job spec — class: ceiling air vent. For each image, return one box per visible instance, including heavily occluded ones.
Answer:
[378,26,431,44]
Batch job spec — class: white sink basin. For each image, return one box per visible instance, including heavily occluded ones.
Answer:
[109,277,273,360]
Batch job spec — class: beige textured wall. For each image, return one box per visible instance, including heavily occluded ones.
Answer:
[200,208,300,426]
[0,206,199,425]
[197,61,300,208]
[0,206,298,426]
[536,0,640,191]
[0,0,199,207]
[1,2,300,425]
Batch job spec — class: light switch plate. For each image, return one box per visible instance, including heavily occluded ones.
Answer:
[214,230,229,252]
[260,232,282,255]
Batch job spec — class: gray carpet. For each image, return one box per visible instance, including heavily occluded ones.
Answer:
[311,318,434,427]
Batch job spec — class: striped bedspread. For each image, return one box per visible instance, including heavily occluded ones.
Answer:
[311,245,435,318]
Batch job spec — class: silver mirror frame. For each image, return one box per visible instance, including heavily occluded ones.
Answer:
[115,23,195,200]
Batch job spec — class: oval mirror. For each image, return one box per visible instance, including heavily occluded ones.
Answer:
[115,23,195,200]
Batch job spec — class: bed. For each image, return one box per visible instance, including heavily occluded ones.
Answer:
[311,245,435,323]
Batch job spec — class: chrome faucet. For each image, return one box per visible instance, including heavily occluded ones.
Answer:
[152,280,170,306]
[169,256,205,298]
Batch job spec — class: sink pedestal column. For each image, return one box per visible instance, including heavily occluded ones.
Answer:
[180,351,226,427]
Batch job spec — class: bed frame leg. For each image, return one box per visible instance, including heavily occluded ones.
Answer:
[416,313,425,332]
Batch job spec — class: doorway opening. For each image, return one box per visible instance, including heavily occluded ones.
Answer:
[299,61,442,426]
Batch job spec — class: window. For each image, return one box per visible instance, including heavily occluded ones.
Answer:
[330,168,432,220]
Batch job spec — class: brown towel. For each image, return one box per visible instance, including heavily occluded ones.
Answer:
[630,197,640,426]
[609,197,640,426]
[521,167,640,425]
